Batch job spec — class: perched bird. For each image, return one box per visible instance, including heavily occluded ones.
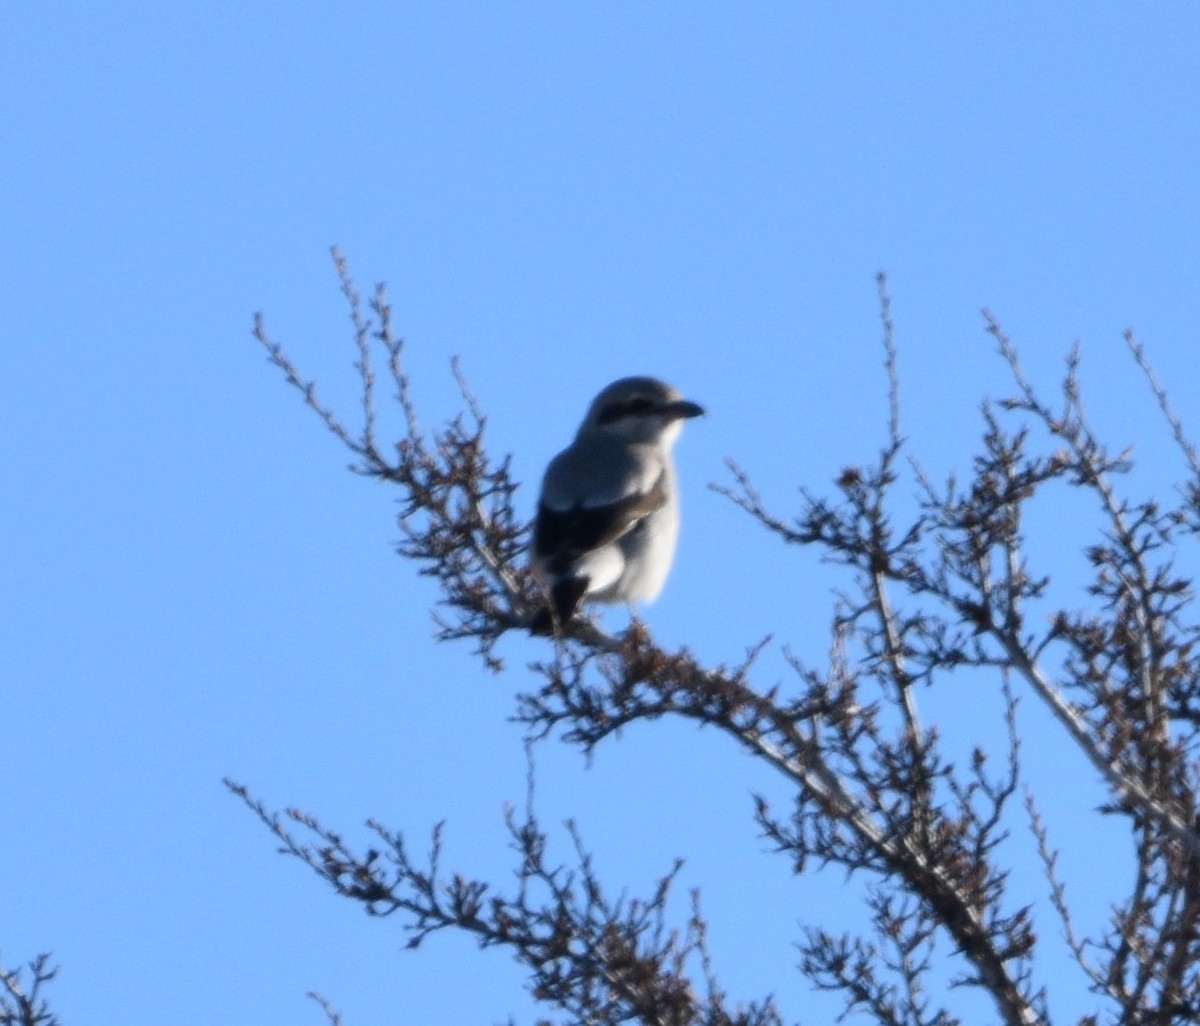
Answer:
[532,376,704,630]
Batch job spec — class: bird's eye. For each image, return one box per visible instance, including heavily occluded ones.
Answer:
[598,397,655,424]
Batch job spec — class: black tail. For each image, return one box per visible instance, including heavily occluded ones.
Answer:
[530,576,589,635]
[552,577,588,622]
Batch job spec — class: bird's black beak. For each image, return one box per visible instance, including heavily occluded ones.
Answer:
[668,399,705,420]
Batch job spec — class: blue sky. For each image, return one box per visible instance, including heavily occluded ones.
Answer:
[4,4,1200,1023]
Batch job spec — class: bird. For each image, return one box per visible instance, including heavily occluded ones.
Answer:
[532,376,704,631]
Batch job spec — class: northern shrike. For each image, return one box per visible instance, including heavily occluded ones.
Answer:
[532,376,704,629]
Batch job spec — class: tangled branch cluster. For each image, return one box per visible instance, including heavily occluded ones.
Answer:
[0,954,60,1026]
[233,255,1200,1026]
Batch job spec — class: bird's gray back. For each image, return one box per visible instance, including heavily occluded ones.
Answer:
[540,436,663,511]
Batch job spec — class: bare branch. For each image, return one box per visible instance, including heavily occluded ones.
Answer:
[226,779,782,1026]
[0,954,61,1026]
[307,992,346,1026]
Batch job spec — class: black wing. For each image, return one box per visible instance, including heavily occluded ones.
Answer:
[534,472,667,576]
